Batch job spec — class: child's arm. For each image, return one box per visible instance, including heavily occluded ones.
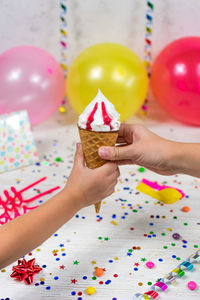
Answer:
[0,144,119,269]
[98,124,200,178]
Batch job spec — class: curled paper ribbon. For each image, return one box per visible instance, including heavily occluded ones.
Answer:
[153,282,168,291]
[144,290,159,299]
[133,250,200,299]
[144,0,154,76]
[60,0,68,77]
[141,0,154,115]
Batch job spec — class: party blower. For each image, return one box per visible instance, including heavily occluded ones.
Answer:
[78,89,120,213]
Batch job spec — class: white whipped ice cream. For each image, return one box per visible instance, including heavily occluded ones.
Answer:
[78,89,120,132]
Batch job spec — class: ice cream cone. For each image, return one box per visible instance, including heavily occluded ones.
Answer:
[78,127,118,213]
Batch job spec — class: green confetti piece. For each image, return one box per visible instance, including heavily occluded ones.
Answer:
[55,157,62,162]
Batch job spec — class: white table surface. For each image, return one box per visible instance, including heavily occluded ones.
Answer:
[0,107,200,300]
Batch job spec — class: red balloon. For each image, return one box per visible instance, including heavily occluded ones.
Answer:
[151,37,200,126]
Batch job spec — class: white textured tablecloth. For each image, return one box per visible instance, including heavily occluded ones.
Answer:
[0,111,200,300]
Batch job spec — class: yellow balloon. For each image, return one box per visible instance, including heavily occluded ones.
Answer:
[67,43,148,121]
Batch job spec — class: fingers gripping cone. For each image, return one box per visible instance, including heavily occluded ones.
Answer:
[78,127,118,213]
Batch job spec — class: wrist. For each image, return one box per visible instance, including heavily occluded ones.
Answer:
[61,185,84,211]
[167,141,190,175]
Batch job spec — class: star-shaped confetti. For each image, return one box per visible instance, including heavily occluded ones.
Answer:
[134,263,140,266]
[10,258,42,285]
[73,260,79,265]
[141,257,147,262]
[60,265,65,269]
[71,279,77,284]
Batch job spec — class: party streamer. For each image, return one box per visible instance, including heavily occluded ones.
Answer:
[0,178,60,224]
[60,0,68,76]
[59,0,68,113]
[142,0,154,115]
[133,250,200,299]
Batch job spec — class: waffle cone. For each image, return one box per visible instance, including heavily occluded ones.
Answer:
[78,127,118,213]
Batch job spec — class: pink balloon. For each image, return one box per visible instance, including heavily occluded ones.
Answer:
[151,37,200,126]
[0,46,65,125]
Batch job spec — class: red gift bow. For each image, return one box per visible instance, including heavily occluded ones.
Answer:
[10,258,42,285]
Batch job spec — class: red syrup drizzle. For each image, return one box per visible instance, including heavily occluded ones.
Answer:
[101,102,113,130]
[86,102,98,130]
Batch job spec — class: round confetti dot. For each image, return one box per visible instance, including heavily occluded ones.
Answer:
[59,106,66,113]
[158,258,163,262]
[95,268,104,277]
[78,292,82,296]
[46,286,51,290]
[99,281,104,285]
[92,276,97,280]
[194,245,198,248]
[113,274,118,278]
[55,157,62,162]
[105,280,111,285]
[138,167,145,172]
[172,233,180,240]
[187,281,197,290]
[86,287,95,295]
[71,291,76,296]
[163,246,168,249]
[77,298,82,300]
[54,276,59,280]
[83,276,87,280]
[147,282,152,286]
[134,267,138,271]
[112,298,117,300]
[146,261,155,269]
[182,206,190,212]
[138,282,143,286]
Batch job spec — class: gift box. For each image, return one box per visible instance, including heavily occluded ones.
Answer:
[0,110,39,173]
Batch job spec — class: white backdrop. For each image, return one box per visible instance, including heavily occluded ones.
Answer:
[1,0,200,64]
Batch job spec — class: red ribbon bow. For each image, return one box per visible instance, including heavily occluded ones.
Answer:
[10,258,42,285]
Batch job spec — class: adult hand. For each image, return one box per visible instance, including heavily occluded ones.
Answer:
[98,124,178,175]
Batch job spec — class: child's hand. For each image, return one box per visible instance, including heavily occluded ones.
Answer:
[98,124,178,176]
[65,143,120,209]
